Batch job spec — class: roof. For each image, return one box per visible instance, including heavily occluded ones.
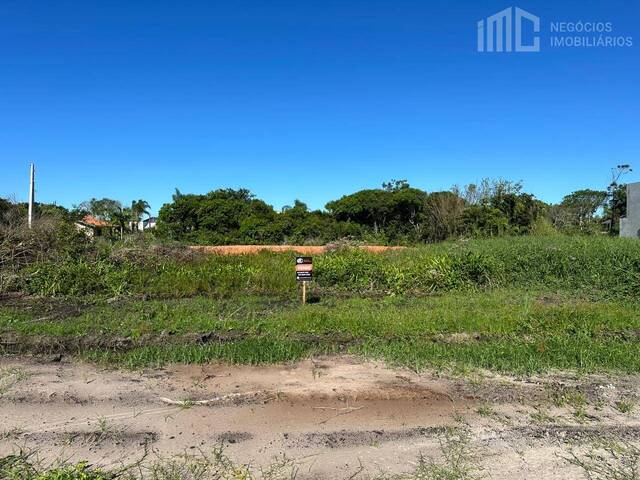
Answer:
[78,214,112,228]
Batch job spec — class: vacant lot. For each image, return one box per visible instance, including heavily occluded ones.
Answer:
[1,235,640,478]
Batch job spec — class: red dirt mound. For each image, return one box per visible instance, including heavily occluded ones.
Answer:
[189,245,405,255]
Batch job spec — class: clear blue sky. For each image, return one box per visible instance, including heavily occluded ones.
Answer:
[1,0,638,214]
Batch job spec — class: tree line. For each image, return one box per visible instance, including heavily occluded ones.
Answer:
[0,178,628,245]
[155,179,627,245]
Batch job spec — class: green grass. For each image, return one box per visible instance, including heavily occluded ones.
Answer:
[2,235,639,373]
[2,288,639,373]
[615,400,635,414]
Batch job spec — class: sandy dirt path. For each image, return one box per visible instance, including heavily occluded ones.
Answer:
[1,356,639,478]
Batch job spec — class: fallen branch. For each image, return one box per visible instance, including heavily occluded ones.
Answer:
[159,391,266,406]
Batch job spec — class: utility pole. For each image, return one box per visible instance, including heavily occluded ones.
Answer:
[28,163,35,229]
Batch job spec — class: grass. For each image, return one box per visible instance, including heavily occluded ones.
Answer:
[530,408,556,424]
[1,288,639,373]
[550,388,588,409]
[475,405,496,418]
[1,235,640,373]
[615,400,635,414]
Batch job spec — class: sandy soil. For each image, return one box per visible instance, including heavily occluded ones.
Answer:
[1,356,639,478]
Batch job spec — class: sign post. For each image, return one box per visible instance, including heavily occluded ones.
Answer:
[295,256,313,305]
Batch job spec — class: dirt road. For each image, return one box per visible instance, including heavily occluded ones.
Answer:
[1,356,639,478]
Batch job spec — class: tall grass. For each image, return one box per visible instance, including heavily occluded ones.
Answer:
[14,235,640,299]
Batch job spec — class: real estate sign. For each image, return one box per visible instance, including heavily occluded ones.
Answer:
[295,256,313,281]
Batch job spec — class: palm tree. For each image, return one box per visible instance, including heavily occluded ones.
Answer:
[130,200,151,231]
[111,207,131,240]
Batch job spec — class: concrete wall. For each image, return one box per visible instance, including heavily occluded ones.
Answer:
[620,182,640,238]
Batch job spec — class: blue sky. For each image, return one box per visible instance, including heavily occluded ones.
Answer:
[1,0,638,214]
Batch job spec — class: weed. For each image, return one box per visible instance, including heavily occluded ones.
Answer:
[0,428,23,440]
[475,405,495,418]
[572,406,589,423]
[565,439,640,480]
[178,399,196,410]
[409,427,484,480]
[0,430,486,480]
[63,417,130,446]
[452,412,466,424]
[0,367,28,395]
[549,387,587,409]
[615,400,635,414]
[0,453,111,480]
[530,408,555,424]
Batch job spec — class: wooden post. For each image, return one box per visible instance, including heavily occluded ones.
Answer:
[302,281,307,305]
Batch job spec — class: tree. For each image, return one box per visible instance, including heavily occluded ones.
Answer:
[78,198,122,221]
[605,165,632,234]
[423,191,466,242]
[110,207,132,239]
[461,205,510,237]
[604,184,627,234]
[75,197,149,238]
[326,182,429,241]
[157,188,279,244]
[558,189,607,230]
[130,199,151,231]
[154,179,556,245]
[382,179,410,192]
[452,179,544,236]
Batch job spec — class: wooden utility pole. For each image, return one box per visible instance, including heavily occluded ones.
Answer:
[28,163,35,229]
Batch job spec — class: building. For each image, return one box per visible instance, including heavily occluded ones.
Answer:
[75,215,116,237]
[620,182,640,238]
[137,216,157,231]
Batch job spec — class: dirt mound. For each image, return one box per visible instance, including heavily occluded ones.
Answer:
[189,245,405,255]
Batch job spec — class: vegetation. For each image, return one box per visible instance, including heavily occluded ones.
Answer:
[1,215,639,373]
[2,235,637,299]
[155,179,556,245]
[1,281,639,372]
[1,176,639,374]
[3,176,625,247]
[7,431,636,480]
[0,428,484,480]
[566,439,640,480]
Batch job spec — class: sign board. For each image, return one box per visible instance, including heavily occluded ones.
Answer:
[295,256,313,281]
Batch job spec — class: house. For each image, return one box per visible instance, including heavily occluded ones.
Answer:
[137,216,157,231]
[620,182,640,238]
[75,215,116,237]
